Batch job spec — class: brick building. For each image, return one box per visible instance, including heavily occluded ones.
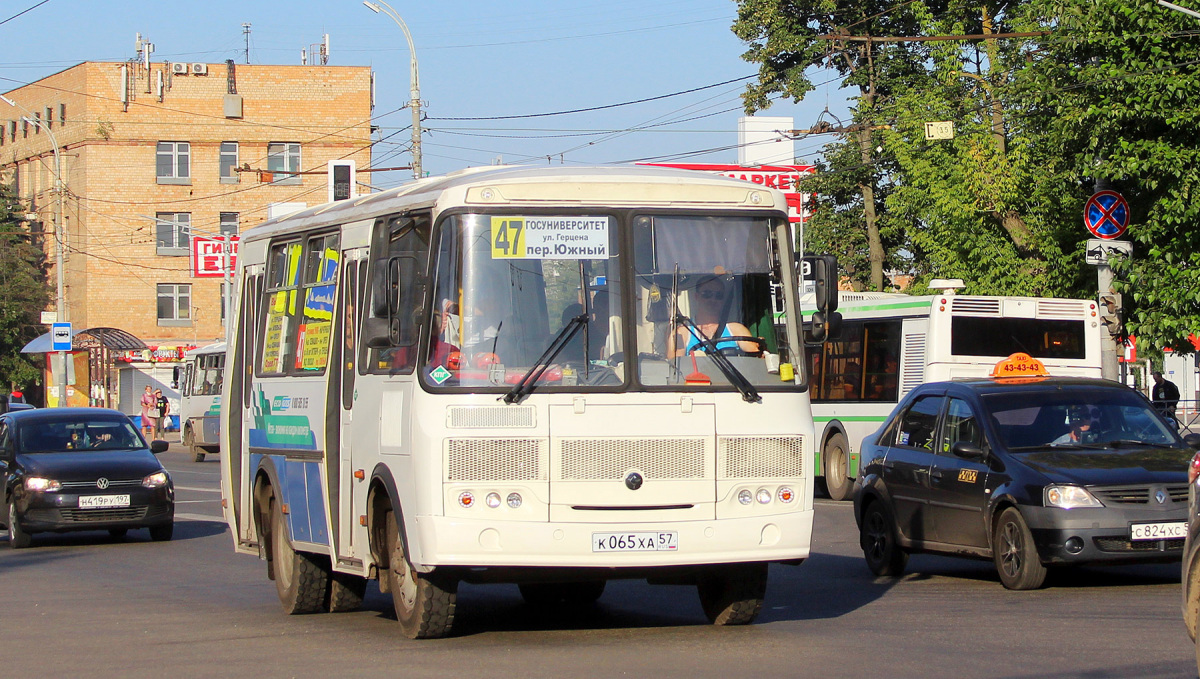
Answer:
[1,60,373,414]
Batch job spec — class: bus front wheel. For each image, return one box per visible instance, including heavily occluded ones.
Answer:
[384,510,457,638]
[269,495,327,614]
[823,432,853,501]
[184,426,205,463]
[696,563,767,625]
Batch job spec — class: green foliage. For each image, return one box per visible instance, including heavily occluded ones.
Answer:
[0,182,52,391]
[735,0,1200,351]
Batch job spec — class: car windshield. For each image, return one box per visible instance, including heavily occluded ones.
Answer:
[984,387,1180,450]
[17,419,145,452]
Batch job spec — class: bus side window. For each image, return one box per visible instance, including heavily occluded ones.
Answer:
[363,212,431,375]
[342,260,359,409]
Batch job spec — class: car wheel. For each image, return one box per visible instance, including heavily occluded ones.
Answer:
[108,528,128,540]
[149,523,174,542]
[269,497,326,614]
[385,509,456,638]
[992,507,1047,590]
[696,562,767,625]
[326,572,368,613]
[823,432,854,501]
[8,501,32,549]
[861,499,907,577]
[519,581,606,607]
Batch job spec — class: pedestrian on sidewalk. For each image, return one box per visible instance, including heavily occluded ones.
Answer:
[154,389,170,439]
[1152,370,1180,426]
[140,385,157,437]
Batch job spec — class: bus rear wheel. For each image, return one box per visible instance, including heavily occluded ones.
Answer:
[326,572,368,613]
[269,496,327,614]
[385,510,456,638]
[696,563,767,625]
[184,426,205,462]
[823,432,853,501]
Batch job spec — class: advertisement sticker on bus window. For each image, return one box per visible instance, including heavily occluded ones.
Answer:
[490,216,608,260]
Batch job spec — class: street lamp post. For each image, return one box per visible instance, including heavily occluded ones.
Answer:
[363,0,423,180]
[3,94,69,407]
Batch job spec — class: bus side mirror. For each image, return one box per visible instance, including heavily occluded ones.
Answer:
[803,310,842,345]
[370,258,404,318]
[363,316,401,349]
[801,254,840,314]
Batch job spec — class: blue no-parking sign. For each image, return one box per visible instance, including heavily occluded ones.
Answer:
[1084,190,1130,240]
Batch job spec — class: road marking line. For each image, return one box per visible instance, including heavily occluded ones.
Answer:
[176,512,225,522]
[174,485,220,493]
[175,499,220,504]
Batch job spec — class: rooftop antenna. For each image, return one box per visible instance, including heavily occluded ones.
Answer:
[242,23,252,64]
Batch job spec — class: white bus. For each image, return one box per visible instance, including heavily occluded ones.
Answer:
[179,342,225,462]
[219,165,837,637]
[807,286,1104,500]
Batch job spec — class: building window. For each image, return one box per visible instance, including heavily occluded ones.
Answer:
[156,141,191,185]
[8,121,16,142]
[219,142,239,183]
[155,212,191,256]
[22,119,28,138]
[157,283,192,326]
[33,112,40,134]
[44,107,53,129]
[219,212,239,237]
[59,104,66,124]
[267,142,301,185]
[1,124,5,146]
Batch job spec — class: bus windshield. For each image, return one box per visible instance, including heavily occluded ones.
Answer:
[423,213,624,389]
[631,214,794,389]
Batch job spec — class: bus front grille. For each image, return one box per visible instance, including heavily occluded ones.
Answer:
[446,405,536,429]
[557,437,708,481]
[719,436,804,478]
[446,438,544,481]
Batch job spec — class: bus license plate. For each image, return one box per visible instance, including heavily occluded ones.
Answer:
[1131,522,1186,540]
[79,495,131,509]
[592,532,678,552]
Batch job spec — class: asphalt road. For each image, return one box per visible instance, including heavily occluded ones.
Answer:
[2,443,1195,679]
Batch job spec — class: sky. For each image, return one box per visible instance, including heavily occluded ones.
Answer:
[1,0,851,190]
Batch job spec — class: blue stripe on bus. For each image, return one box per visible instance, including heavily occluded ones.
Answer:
[250,454,329,548]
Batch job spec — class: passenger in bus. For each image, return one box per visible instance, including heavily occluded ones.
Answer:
[561,288,611,364]
[669,275,759,357]
[429,301,461,369]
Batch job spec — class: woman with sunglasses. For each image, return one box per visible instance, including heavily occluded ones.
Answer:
[669,275,760,357]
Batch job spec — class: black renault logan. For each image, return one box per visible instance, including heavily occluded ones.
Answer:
[854,360,1199,590]
[1,408,174,548]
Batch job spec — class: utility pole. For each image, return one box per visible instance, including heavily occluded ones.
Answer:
[363,1,423,180]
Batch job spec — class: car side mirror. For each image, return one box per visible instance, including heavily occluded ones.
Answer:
[951,440,987,462]
[1184,433,1200,450]
[150,440,169,455]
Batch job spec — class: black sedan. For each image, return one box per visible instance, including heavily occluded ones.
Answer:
[1,408,174,548]
[854,372,1199,590]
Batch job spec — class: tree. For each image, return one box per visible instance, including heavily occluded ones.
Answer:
[733,0,933,290]
[0,181,52,393]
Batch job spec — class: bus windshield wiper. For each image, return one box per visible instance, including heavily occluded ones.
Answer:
[675,315,761,403]
[503,313,587,405]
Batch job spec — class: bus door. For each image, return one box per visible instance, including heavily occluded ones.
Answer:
[337,248,368,559]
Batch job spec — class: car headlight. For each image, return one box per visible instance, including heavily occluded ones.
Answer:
[142,471,170,489]
[1045,485,1103,509]
[25,477,61,492]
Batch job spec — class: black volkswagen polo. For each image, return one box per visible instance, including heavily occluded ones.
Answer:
[1,408,174,548]
[854,357,1199,590]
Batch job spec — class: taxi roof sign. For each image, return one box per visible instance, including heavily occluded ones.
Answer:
[990,353,1050,378]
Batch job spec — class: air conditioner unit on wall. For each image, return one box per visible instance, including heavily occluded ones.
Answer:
[191,63,208,75]
[171,62,188,75]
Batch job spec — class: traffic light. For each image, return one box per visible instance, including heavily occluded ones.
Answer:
[1098,292,1123,338]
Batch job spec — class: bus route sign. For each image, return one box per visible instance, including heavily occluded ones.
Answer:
[1084,190,1130,240]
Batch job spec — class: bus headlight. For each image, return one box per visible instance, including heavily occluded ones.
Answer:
[506,492,522,509]
[756,488,772,505]
[485,492,502,509]
[738,489,753,505]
